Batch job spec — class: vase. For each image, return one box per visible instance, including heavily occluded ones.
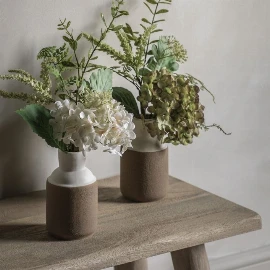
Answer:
[120,118,168,202]
[46,150,98,240]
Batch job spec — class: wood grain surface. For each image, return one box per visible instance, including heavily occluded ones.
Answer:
[0,176,261,270]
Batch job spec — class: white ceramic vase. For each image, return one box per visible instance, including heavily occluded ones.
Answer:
[46,150,98,240]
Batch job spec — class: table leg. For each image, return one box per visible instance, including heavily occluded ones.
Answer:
[114,258,148,270]
[171,244,210,270]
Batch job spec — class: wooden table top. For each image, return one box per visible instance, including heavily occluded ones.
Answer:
[0,176,261,270]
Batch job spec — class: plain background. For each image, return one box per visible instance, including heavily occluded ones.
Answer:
[0,0,269,268]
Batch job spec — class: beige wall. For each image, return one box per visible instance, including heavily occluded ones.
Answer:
[0,0,269,266]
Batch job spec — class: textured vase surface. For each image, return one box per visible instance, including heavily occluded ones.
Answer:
[120,118,169,202]
[46,150,98,240]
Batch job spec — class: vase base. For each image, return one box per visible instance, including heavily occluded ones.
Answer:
[120,148,169,203]
[46,180,98,241]
[47,231,95,241]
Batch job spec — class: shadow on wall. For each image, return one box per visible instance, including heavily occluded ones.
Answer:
[0,36,50,198]
[0,115,38,198]
[0,0,141,199]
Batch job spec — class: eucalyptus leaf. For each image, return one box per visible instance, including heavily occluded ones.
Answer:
[167,60,179,72]
[112,87,140,118]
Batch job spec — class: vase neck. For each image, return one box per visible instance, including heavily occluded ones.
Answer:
[58,150,86,172]
[131,118,167,153]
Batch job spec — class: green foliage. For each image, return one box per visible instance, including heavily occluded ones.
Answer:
[112,87,140,118]
[16,104,65,151]
[139,36,187,74]
[82,0,185,101]
[0,69,52,102]
[0,90,53,105]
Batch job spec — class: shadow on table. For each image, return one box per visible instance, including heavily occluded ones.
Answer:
[98,187,134,204]
[0,224,57,242]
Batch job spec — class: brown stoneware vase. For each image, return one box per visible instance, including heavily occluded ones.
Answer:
[120,119,168,202]
[46,150,98,240]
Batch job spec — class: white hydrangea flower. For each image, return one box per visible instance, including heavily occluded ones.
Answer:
[49,99,135,155]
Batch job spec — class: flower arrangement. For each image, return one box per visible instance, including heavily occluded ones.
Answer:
[0,0,229,154]
[0,0,135,155]
[81,0,230,145]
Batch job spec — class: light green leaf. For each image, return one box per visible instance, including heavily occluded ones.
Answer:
[151,29,163,33]
[62,61,76,67]
[142,18,151,24]
[157,9,169,14]
[90,56,98,61]
[144,2,154,14]
[112,87,140,118]
[114,25,123,31]
[123,23,133,35]
[150,39,159,44]
[119,10,129,15]
[140,24,147,30]
[168,61,179,71]
[154,19,166,23]
[62,36,70,43]
[146,0,158,4]
[89,69,113,92]
[70,40,78,51]
[139,68,152,77]
[76,33,83,41]
[101,13,106,25]
[16,105,64,150]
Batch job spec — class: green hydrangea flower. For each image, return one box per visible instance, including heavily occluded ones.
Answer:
[138,68,205,145]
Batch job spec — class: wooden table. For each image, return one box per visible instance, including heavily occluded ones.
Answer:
[0,176,261,270]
